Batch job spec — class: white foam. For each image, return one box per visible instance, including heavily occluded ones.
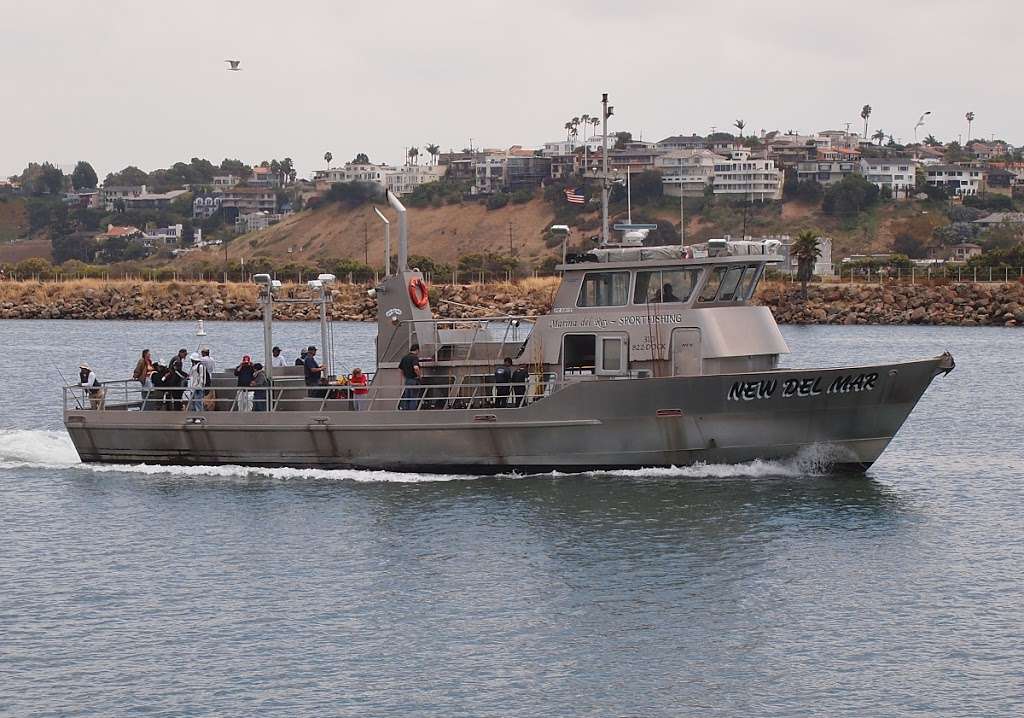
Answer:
[0,429,83,469]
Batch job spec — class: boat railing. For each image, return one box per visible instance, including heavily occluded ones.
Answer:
[63,372,563,415]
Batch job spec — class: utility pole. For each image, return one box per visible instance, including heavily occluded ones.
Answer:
[601,94,609,244]
[680,183,686,246]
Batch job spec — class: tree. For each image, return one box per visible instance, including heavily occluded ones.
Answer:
[564,121,573,142]
[104,166,148,187]
[580,114,591,140]
[733,119,746,138]
[407,147,419,165]
[792,230,821,298]
[352,153,370,164]
[323,151,333,169]
[71,161,98,190]
[822,174,880,216]
[630,170,664,203]
[219,158,252,179]
[590,117,600,138]
[861,104,872,140]
[425,144,440,166]
[20,162,66,196]
[613,131,633,149]
[965,112,975,143]
[872,129,886,146]
[923,134,941,147]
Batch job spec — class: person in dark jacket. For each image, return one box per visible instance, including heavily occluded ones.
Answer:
[167,348,189,411]
[511,364,529,407]
[251,363,270,411]
[234,355,256,387]
[494,357,513,408]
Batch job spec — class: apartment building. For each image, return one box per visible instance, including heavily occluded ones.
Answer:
[474,152,507,194]
[796,148,861,186]
[925,165,984,196]
[656,149,721,196]
[386,164,446,195]
[505,153,552,192]
[712,148,783,201]
[859,157,919,195]
[192,193,222,219]
[656,134,707,152]
[99,185,144,211]
[219,186,277,219]
[313,163,395,190]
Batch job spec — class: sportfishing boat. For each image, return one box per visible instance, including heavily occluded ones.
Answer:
[64,95,954,473]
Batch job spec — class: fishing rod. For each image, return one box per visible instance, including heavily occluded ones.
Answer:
[54,363,84,409]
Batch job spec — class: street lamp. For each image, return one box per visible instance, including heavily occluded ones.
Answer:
[914,111,932,143]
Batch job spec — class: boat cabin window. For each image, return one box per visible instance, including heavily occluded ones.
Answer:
[698,267,727,302]
[698,264,763,303]
[736,265,763,300]
[577,271,630,307]
[633,268,701,304]
[563,334,596,374]
[716,266,745,301]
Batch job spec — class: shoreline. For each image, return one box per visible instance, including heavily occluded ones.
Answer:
[0,278,1022,327]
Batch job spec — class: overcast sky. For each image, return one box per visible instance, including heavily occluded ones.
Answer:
[3,0,1019,180]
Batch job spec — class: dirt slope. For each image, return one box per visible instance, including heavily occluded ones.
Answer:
[228,199,559,267]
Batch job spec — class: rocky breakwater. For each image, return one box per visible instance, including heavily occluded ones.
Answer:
[758,282,1024,327]
[0,279,558,322]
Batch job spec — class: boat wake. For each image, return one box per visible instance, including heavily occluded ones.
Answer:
[1,430,845,483]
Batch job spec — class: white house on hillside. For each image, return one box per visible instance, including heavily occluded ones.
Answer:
[656,149,722,196]
[860,157,919,195]
[712,148,783,201]
[925,165,984,196]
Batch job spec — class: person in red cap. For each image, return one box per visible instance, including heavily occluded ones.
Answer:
[233,354,256,387]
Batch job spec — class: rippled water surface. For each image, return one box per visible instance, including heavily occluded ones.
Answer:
[1,320,1022,716]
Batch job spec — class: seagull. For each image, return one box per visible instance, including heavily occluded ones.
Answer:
[225,59,241,71]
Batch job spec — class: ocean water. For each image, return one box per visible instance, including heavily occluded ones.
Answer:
[1,320,1021,717]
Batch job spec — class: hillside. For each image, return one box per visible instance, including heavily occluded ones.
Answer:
[212,195,925,270]
[223,199,560,268]
[0,197,29,244]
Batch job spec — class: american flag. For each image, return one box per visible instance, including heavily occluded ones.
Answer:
[564,187,585,205]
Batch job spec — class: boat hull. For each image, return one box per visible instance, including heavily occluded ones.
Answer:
[65,355,952,474]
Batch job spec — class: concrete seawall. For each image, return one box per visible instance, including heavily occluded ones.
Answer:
[1,279,1022,327]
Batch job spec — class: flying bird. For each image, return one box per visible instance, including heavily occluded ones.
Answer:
[225,59,241,71]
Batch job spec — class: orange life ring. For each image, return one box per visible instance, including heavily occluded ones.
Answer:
[409,277,430,308]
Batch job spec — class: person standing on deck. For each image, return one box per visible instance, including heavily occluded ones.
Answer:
[234,355,256,387]
[494,357,513,408]
[511,363,529,407]
[132,349,155,410]
[200,347,216,377]
[349,367,369,411]
[186,353,208,412]
[399,344,422,410]
[79,364,105,410]
[167,349,189,411]
[271,346,286,368]
[303,346,324,397]
[251,363,270,411]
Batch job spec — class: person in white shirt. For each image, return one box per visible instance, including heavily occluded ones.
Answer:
[79,363,105,409]
[199,347,216,376]
[187,353,208,412]
[271,346,286,368]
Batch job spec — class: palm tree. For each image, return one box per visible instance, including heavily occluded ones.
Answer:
[580,114,591,140]
[965,112,975,143]
[872,130,886,146]
[564,121,573,142]
[591,116,600,139]
[425,143,440,166]
[860,104,872,140]
[793,230,822,299]
[734,119,746,138]
[924,134,941,147]
[323,151,332,169]
[407,146,419,165]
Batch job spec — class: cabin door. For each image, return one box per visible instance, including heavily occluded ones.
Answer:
[671,328,702,376]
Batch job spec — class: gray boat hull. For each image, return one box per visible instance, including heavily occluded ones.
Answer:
[65,355,952,474]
